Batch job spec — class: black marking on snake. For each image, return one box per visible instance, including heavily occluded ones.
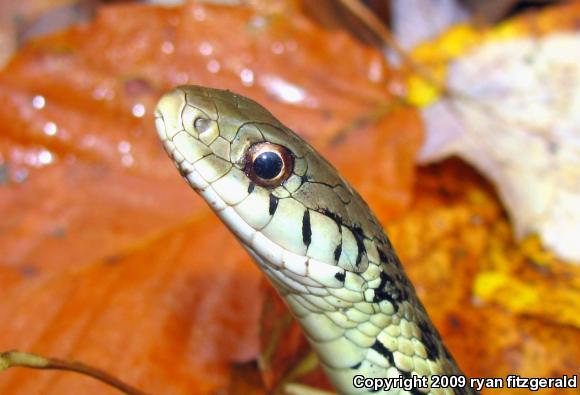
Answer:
[371,339,395,365]
[395,273,411,297]
[318,208,370,266]
[320,208,342,227]
[269,194,279,215]
[302,210,311,247]
[369,342,424,395]
[351,225,366,266]
[334,271,345,283]
[333,243,342,262]
[377,247,389,264]
[378,246,404,270]
[392,253,403,268]
[396,370,423,395]
[248,182,255,194]
[372,270,403,312]
[417,319,441,361]
[350,361,361,369]
[300,174,309,185]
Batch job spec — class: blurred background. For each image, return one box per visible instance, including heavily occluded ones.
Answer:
[0,1,578,394]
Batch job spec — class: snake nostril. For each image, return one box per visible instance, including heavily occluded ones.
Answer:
[194,117,212,134]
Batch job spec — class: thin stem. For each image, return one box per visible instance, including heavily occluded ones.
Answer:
[0,350,150,395]
[337,0,451,96]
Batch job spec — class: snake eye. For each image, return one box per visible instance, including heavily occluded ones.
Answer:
[245,142,294,187]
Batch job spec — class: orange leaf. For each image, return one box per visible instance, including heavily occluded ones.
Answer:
[0,2,419,394]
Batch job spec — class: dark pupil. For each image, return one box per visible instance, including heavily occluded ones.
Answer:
[253,151,283,180]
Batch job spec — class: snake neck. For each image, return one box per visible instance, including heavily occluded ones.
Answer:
[246,238,476,395]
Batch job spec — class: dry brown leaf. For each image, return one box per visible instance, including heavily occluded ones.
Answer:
[416,2,580,262]
[0,2,420,393]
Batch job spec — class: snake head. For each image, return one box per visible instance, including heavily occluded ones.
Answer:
[155,85,389,284]
[155,85,306,190]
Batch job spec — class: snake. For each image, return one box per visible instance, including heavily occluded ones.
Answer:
[154,85,477,395]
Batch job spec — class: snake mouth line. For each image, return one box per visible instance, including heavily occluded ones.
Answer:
[160,131,348,296]
[156,112,348,293]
